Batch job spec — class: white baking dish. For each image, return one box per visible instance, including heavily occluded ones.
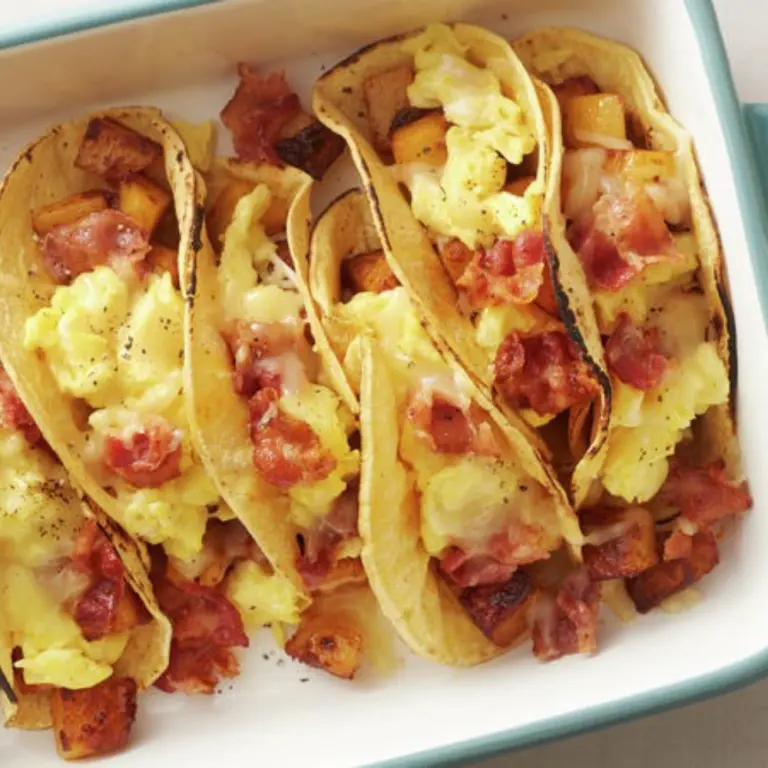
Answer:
[1,0,767,765]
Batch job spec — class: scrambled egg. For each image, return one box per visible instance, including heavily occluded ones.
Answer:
[402,23,540,249]
[24,266,218,562]
[474,303,561,352]
[0,428,128,688]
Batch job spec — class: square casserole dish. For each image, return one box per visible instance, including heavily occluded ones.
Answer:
[1,0,767,765]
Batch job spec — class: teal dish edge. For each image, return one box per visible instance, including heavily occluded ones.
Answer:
[1,0,767,766]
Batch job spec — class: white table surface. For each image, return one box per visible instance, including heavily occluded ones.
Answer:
[0,1,765,767]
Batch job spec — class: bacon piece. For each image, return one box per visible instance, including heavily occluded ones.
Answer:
[581,506,659,581]
[459,570,534,646]
[660,462,752,526]
[532,569,600,661]
[221,65,302,166]
[274,120,346,181]
[406,390,500,456]
[569,189,677,291]
[248,388,336,490]
[70,519,146,641]
[0,365,42,446]
[297,480,359,590]
[439,238,475,284]
[494,331,597,415]
[102,416,183,489]
[51,677,137,760]
[223,320,302,398]
[40,210,151,285]
[605,313,669,390]
[662,528,693,562]
[457,232,546,308]
[440,524,554,588]
[152,555,249,695]
[626,530,719,613]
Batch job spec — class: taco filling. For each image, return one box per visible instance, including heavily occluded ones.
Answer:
[356,23,599,428]
[0,365,163,759]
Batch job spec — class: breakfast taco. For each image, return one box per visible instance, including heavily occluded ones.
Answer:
[182,66,390,679]
[0,108,296,696]
[313,22,610,482]
[0,366,170,759]
[302,188,596,665]
[509,28,751,612]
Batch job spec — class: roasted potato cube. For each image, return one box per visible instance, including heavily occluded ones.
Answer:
[275,120,346,181]
[363,64,414,153]
[278,111,316,140]
[391,110,449,166]
[206,178,254,248]
[686,530,720,581]
[112,588,147,633]
[582,506,659,581]
[459,571,533,647]
[564,94,627,149]
[504,175,536,197]
[118,175,171,234]
[75,118,162,179]
[439,238,475,284]
[32,191,112,237]
[607,150,677,185]
[52,677,137,760]
[626,560,692,614]
[145,244,179,287]
[341,249,399,295]
[285,614,364,680]
[552,76,600,111]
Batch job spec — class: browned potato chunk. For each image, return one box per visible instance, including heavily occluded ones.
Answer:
[582,506,658,581]
[285,615,364,680]
[391,110,449,166]
[206,178,254,248]
[459,571,534,647]
[552,76,600,111]
[313,557,367,594]
[52,677,137,760]
[439,238,474,284]
[32,191,112,236]
[145,244,179,288]
[341,249,399,295]
[606,150,677,185]
[275,121,346,181]
[504,175,536,197]
[112,588,147,634]
[363,64,414,153]
[118,175,172,234]
[75,118,162,179]
[564,94,627,149]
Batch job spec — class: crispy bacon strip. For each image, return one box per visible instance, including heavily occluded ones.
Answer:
[605,313,669,390]
[0,365,41,446]
[569,188,678,292]
[221,65,302,165]
[153,554,249,695]
[494,331,597,415]
[660,462,752,526]
[40,210,151,285]
[457,232,546,308]
[249,388,336,490]
[532,569,600,661]
[297,481,359,590]
[102,416,183,489]
[406,390,500,456]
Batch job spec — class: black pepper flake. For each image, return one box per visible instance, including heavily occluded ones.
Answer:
[299,677,309,683]
[519,484,528,492]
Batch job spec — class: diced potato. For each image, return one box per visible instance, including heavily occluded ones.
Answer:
[341,249,399,295]
[112,589,145,633]
[504,175,536,197]
[278,111,316,140]
[313,557,367,594]
[459,572,534,647]
[75,118,162,179]
[118,175,172,234]
[439,238,475,284]
[32,191,112,236]
[285,614,364,680]
[206,178,255,248]
[261,194,291,237]
[607,150,677,185]
[552,76,600,112]
[51,677,137,760]
[275,121,346,181]
[581,507,659,581]
[564,94,627,149]
[626,560,692,614]
[145,244,179,288]
[363,63,414,153]
[685,530,720,581]
[391,110,449,166]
